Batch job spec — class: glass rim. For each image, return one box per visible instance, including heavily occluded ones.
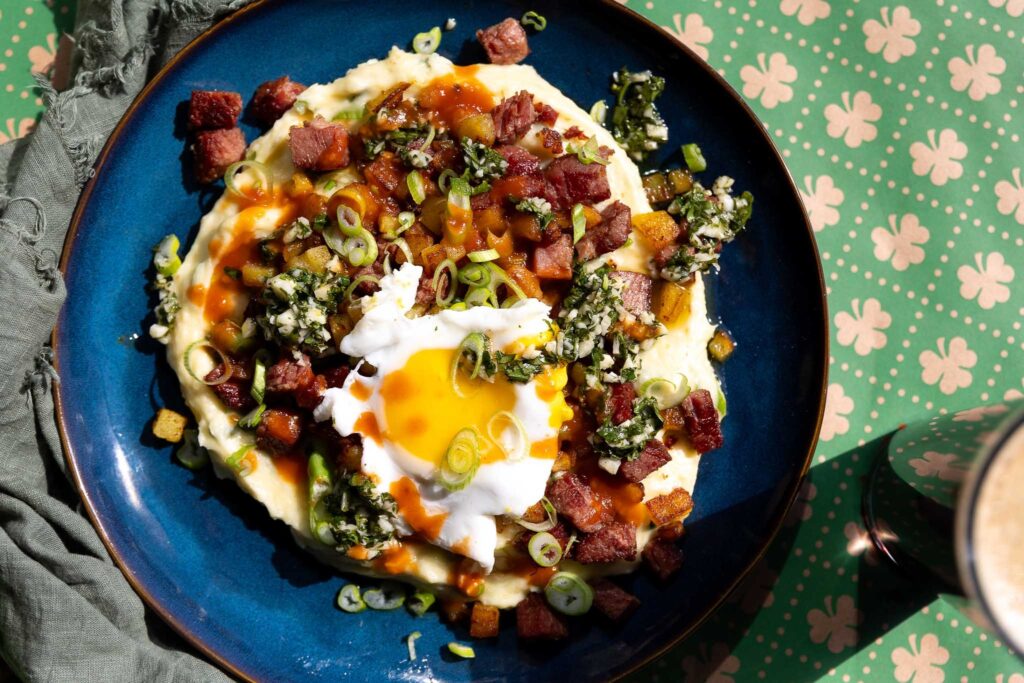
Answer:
[955,402,1024,657]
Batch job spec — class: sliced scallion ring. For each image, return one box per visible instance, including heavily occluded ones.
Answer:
[590,100,608,124]
[308,452,336,545]
[573,137,610,166]
[487,410,528,462]
[682,143,707,172]
[226,444,257,477]
[407,170,427,205]
[175,429,209,470]
[447,642,476,659]
[343,228,378,266]
[336,584,366,613]
[464,286,498,308]
[406,591,436,616]
[344,274,380,300]
[544,572,593,616]
[640,375,687,409]
[516,497,557,532]
[412,26,442,54]
[224,160,273,199]
[521,10,547,30]
[528,531,564,567]
[432,259,458,307]
[439,428,481,492]
[397,211,416,235]
[447,176,472,211]
[457,263,491,288]
[571,204,587,245]
[391,237,414,265]
[437,168,458,193]
[406,631,422,661]
[716,389,727,417]
[363,582,407,610]
[250,351,270,404]
[237,403,266,430]
[183,341,233,386]
[152,234,181,276]
[451,332,488,397]
[332,107,365,121]
[468,248,499,263]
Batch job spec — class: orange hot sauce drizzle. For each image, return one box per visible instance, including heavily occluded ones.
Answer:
[389,477,447,541]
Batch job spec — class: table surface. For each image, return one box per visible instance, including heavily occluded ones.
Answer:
[2,0,1023,680]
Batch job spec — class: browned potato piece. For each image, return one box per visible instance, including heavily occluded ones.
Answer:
[645,488,695,526]
[469,603,500,638]
[287,245,331,274]
[667,168,693,194]
[551,449,574,473]
[242,263,276,288]
[419,196,447,235]
[632,211,680,251]
[286,172,313,197]
[453,112,496,146]
[653,280,693,326]
[152,408,187,443]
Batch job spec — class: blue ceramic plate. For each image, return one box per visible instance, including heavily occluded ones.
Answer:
[54,1,827,680]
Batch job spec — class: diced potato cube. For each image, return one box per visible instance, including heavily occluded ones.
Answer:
[645,488,694,526]
[632,211,680,251]
[653,280,693,326]
[552,449,574,473]
[469,603,500,638]
[453,112,496,147]
[642,172,674,205]
[286,172,313,197]
[708,329,736,362]
[667,168,693,195]
[296,245,332,274]
[242,263,276,288]
[152,408,187,443]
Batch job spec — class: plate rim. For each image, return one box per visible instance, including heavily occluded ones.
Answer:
[51,1,829,680]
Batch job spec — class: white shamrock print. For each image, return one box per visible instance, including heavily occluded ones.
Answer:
[871,213,929,270]
[909,451,969,482]
[800,175,844,232]
[953,404,1009,422]
[662,13,713,61]
[807,595,861,653]
[919,337,977,395]
[825,91,882,148]
[891,633,949,683]
[989,0,1024,17]
[910,129,967,186]
[995,168,1024,225]
[863,7,921,63]
[995,674,1024,683]
[821,383,854,441]
[740,52,798,109]
[957,252,1014,309]
[835,298,891,356]
[779,0,831,25]
[949,44,1006,101]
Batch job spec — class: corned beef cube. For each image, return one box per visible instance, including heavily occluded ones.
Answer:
[546,473,612,533]
[642,537,685,580]
[591,579,641,621]
[289,116,350,171]
[573,521,638,564]
[477,18,530,65]
[618,439,671,483]
[516,593,568,640]
[251,75,306,127]
[492,91,536,144]
[192,127,246,184]
[188,90,242,130]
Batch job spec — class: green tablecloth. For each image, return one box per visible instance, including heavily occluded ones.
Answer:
[2,0,1022,680]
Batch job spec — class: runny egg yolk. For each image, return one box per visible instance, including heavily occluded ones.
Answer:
[380,348,517,465]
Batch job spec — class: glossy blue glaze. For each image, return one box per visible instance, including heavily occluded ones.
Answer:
[55,1,826,680]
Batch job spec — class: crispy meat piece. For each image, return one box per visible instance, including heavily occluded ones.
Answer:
[642,537,685,581]
[266,353,314,394]
[289,116,350,171]
[612,271,653,317]
[679,388,724,453]
[203,364,255,412]
[492,91,536,144]
[440,600,470,624]
[256,408,303,454]
[544,154,611,209]
[574,521,638,564]
[546,473,612,533]
[322,365,350,389]
[645,487,694,526]
[531,234,573,281]
[534,102,558,127]
[251,76,306,127]
[606,383,636,425]
[516,593,568,640]
[469,603,500,638]
[477,17,531,65]
[618,439,671,483]
[540,127,564,155]
[496,144,542,176]
[362,150,404,196]
[192,127,246,184]
[591,579,641,621]
[294,374,327,410]
[563,126,586,139]
[188,90,242,130]
[575,200,631,261]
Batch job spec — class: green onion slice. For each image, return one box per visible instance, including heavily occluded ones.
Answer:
[407,170,427,205]
[439,428,482,491]
[571,204,586,245]
[590,100,608,124]
[457,263,491,288]
[153,234,181,276]
[682,143,707,172]
[336,584,366,613]
[432,259,458,307]
[406,631,422,661]
[516,497,557,532]
[468,248,499,263]
[451,332,488,397]
[564,531,578,557]
[521,10,547,30]
[528,531,563,567]
[344,274,380,301]
[412,26,442,54]
[448,176,472,211]
[487,263,528,304]
[437,168,457,193]
[308,451,337,545]
[175,429,209,470]
[464,286,498,308]
[716,389,727,417]
[363,582,407,610]
[224,160,273,199]
[226,444,256,477]
[447,642,476,659]
[184,341,232,386]
[396,211,416,235]
[573,137,610,166]
[237,403,266,430]
[544,571,593,616]
[332,107,365,121]
[250,350,270,404]
[391,237,414,265]
[640,375,688,409]
[487,410,528,462]
[407,591,436,616]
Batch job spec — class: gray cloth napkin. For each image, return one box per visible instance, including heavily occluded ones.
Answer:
[0,1,251,680]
